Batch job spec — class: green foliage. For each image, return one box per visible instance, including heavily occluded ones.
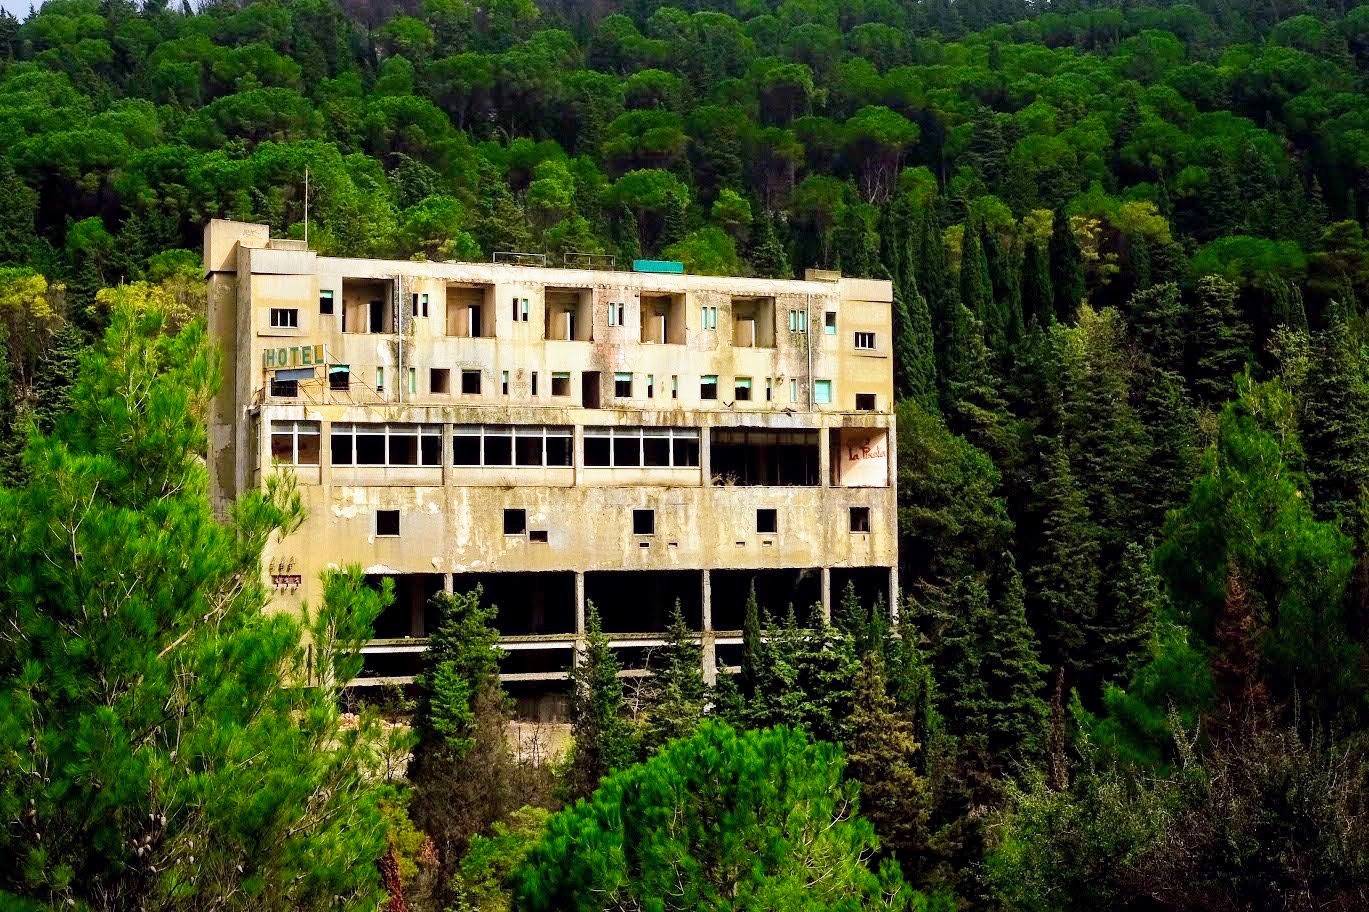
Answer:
[0,292,389,910]
[641,602,708,754]
[564,603,637,800]
[414,587,503,758]
[513,722,921,912]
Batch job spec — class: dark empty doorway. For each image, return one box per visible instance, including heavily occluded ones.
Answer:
[582,371,601,408]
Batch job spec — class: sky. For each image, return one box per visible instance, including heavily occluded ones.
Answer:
[2,0,38,18]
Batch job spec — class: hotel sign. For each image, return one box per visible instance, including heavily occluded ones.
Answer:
[263,343,324,370]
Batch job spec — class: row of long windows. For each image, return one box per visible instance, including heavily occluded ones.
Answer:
[271,421,702,468]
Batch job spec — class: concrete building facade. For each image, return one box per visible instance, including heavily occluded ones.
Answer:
[204,219,898,714]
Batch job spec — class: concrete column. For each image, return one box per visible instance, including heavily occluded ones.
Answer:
[573,425,585,487]
[573,570,586,669]
[820,566,832,624]
[888,565,900,624]
[410,581,425,637]
[701,569,717,685]
[819,419,831,487]
[443,573,453,593]
[699,422,711,486]
[318,417,332,490]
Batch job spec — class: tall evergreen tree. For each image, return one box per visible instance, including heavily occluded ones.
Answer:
[0,295,392,910]
[892,277,938,409]
[982,220,1022,353]
[748,214,790,278]
[1048,209,1085,324]
[566,604,637,799]
[1126,282,1186,377]
[738,581,764,703]
[1300,318,1369,541]
[1020,239,1053,330]
[1186,275,1253,405]
[958,218,993,324]
[642,601,708,754]
[0,161,37,266]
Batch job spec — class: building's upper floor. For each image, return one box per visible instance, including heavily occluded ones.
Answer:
[204,220,894,418]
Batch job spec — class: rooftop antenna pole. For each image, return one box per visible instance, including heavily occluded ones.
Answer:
[303,167,309,249]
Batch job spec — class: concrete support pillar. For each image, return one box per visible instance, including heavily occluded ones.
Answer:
[819,421,831,488]
[699,423,712,486]
[573,571,586,669]
[410,581,425,637]
[701,569,716,684]
[572,425,585,487]
[820,566,832,624]
[888,565,900,624]
[443,573,453,593]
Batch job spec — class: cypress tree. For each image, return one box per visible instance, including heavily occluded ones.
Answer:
[642,601,709,754]
[1048,209,1084,324]
[0,161,37,266]
[835,202,878,278]
[959,218,993,324]
[1101,540,1162,685]
[982,220,1023,351]
[918,208,958,352]
[1187,275,1252,405]
[1127,282,1185,377]
[567,604,637,799]
[1020,238,1053,331]
[1300,317,1369,542]
[892,276,938,409]
[738,581,764,703]
[1134,366,1199,534]
[660,190,688,251]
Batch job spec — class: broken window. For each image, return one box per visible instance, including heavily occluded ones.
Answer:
[824,311,837,334]
[646,374,654,398]
[329,365,350,391]
[269,377,298,398]
[607,301,625,326]
[672,375,679,399]
[757,508,777,534]
[734,377,752,401]
[701,375,718,400]
[270,420,320,466]
[854,331,876,350]
[531,371,538,396]
[463,369,482,395]
[331,424,442,466]
[452,425,571,467]
[765,378,773,402]
[504,509,527,535]
[814,379,832,405]
[710,429,820,486]
[446,285,492,337]
[551,371,571,396]
[431,368,450,394]
[511,297,529,322]
[855,393,877,411]
[375,366,385,393]
[641,293,685,343]
[731,297,775,347]
[633,509,655,535]
[614,372,632,398]
[584,427,700,468]
[850,507,871,533]
[270,307,299,329]
[319,289,334,314]
[376,510,400,537]
[501,370,509,395]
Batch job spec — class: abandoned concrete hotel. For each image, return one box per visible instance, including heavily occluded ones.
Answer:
[204,219,897,711]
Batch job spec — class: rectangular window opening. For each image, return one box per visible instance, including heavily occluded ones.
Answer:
[824,311,837,334]
[430,368,450,395]
[270,307,299,329]
[529,529,548,543]
[531,371,539,396]
[735,377,752,402]
[855,393,877,411]
[814,379,832,405]
[757,508,777,534]
[463,369,482,395]
[504,508,527,536]
[614,372,632,398]
[376,510,400,537]
[701,375,718,401]
[854,331,876,350]
[319,289,334,314]
[633,509,655,536]
[552,371,571,397]
[850,506,871,533]
[329,365,350,391]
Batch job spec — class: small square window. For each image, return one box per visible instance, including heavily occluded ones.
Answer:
[320,289,334,314]
[850,507,871,533]
[633,509,655,535]
[701,375,718,400]
[463,369,481,394]
[431,368,450,394]
[504,509,527,535]
[735,377,752,401]
[376,510,400,537]
[824,311,837,334]
[270,307,298,328]
[615,372,632,398]
[855,393,877,411]
[814,379,832,405]
[854,331,876,350]
[552,371,571,396]
[757,508,777,534]
[329,366,350,391]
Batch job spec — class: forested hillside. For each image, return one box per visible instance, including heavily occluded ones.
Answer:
[5,0,1369,909]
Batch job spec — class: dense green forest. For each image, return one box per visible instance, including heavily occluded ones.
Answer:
[5,0,1369,908]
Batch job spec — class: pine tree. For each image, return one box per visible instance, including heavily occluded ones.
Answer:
[412,587,503,757]
[738,581,764,703]
[0,161,37,266]
[918,208,958,348]
[1020,239,1053,330]
[1187,275,1252,405]
[1134,366,1199,534]
[835,202,878,278]
[1026,442,1102,689]
[566,603,637,799]
[1048,209,1085,324]
[749,214,790,278]
[660,189,688,252]
[1127,282,1185,377]
[1300,317,1369,542]
[845,647,932,866]
[0,294,391,910]
[642,601,708,754]
[1101,540,1162,685]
